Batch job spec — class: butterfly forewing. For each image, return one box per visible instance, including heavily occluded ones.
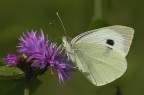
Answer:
[71,25,134,57]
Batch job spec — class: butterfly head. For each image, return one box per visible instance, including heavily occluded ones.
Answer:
[62,36,73,52]
[62,36,68,45]
[62,36,72,46]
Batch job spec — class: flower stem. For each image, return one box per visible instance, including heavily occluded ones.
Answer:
[94,0,109,21]
[24,79,30,95]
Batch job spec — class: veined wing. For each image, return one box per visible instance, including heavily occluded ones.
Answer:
[73,42,127,86]
[71,25,134,57]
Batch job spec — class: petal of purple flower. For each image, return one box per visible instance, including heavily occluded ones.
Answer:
[3,54,20,66]
[18,31,46,55]
[54,63,74,84]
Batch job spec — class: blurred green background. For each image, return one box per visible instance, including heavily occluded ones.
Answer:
[0,0,143,95]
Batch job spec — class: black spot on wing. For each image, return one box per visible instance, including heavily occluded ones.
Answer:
[106,39,114,46]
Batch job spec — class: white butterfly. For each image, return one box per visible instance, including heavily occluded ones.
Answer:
[62,25,134,86]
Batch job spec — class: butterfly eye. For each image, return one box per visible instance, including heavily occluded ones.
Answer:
[106,39,114,46]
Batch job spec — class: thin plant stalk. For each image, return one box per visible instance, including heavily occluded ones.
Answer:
[24,79,30,95]
[94,0,109,21]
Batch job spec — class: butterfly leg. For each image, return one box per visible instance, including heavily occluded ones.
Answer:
[58,44,64,53]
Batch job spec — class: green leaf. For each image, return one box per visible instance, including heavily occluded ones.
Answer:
[0,66,25,80]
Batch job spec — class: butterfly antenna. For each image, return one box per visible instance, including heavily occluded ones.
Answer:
[56,12,67,36]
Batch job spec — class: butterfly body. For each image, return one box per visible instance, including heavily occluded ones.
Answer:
[62,25,134,86]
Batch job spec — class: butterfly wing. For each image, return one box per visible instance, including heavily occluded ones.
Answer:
[73,42,127,86]
[72,25,134,57]
[71,25,134,86]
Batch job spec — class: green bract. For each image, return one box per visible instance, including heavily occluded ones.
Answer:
[0,66,25,80]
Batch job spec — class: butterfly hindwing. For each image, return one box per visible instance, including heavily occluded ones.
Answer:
[73,42,127,86]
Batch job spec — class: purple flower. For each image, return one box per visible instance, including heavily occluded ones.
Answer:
[17,30,74,83]
[3,54,20,66]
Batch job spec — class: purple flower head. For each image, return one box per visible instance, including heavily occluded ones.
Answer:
[17,30,74,83]
[3,54,20,66]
